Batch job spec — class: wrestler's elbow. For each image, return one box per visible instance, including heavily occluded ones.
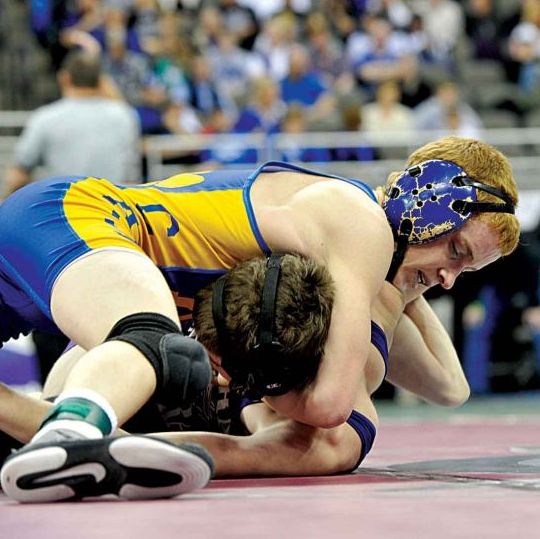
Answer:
[305,390,353,428]
[446,383,470,408]
[433,378,470,408]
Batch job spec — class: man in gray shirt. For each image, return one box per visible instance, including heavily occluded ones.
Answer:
[4,50,141,198]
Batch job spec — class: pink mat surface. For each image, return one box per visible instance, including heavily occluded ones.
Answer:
[1,416,539,539]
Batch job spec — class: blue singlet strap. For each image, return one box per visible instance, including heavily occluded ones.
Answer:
[370,321,389,377]
[246,161,377,202]
[346,410,377,468]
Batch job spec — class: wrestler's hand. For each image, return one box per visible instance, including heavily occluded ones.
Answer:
[371,281,405,346]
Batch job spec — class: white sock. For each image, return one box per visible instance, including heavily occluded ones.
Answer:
[32,388,118,443]
[32,419,102,443]
[54,388,119,432]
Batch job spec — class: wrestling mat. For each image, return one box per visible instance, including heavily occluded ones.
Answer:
[1,394,539,538]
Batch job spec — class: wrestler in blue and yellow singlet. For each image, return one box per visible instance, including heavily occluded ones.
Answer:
[0,162,376,342]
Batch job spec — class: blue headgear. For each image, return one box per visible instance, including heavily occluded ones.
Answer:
[383,159,515,281]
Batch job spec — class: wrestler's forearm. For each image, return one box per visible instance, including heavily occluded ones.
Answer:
[0,383,52,442]
[387,296,469,406]
[264,284,403,427]
[155,421,356,478]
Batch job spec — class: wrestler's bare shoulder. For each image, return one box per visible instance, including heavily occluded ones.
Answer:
[251,171,392,262]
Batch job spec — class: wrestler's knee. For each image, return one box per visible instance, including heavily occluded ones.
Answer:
[106,312,212,406]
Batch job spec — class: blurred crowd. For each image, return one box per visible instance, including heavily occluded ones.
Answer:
[23,0,540,165]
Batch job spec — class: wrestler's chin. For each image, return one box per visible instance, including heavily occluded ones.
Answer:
[392,269,428,303]
[389,268,412,292]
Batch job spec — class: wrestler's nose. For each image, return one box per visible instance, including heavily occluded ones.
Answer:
[438,267,459,290]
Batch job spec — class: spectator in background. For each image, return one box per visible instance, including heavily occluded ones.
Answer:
[370,0,413,31]
[254,13,297,80]
[506,12,540,108]
[362,79,414,137]
[161,100,202,136]
[413,0,464,69]
[346,15,417,98]
[4,50,141,382]
[141,12,192,127]
[101,19,165,133]
[132,0,163,56]
[278,105,331,163]
[5,50,140,196]
[497,0,534,83]
[414,80,482,136]
[233,75,285,134]
[280,44,338,128]
[206,30,266,103]
[319,0,361,44]
[240,0,314,22]
[332,99,376,162]
[305,11,355,95]
[216,0,259,50]
[396,15,434,108]
[464,0,503,61]
[30,0,72,70]
[187,54,237,122]
[192,6,223,51]
[444,104,482,138]
[60,2,142,56]
[460,239,540,394]
[208,75,285,164]
[59,0,104,48]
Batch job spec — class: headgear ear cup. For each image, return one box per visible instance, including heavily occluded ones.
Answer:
[211,254,295,397]
[385,160,474,244]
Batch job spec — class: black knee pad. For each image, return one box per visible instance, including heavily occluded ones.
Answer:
[105,312,212,406]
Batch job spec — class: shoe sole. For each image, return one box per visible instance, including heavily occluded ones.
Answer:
[0,436,213,503]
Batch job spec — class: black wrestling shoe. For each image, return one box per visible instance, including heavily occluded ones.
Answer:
[0,435,214,503]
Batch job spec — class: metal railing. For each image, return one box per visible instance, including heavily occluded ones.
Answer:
[2,111,540,190]
[143,128,540,190]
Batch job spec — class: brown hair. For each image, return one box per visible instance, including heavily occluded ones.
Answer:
[193,254,335,386]
[61,50,101,88]
[384,136,520,255]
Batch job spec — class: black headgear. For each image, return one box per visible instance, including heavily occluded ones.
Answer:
[211,253,304,397]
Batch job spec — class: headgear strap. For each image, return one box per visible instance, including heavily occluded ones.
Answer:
[211,254,296,397]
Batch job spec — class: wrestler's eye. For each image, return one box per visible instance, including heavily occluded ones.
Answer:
[450,241,459,260]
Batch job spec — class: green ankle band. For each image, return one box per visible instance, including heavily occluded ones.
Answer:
[40,397,113,435]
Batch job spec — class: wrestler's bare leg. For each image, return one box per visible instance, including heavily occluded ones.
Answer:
[49,250,180,425]
[1,251,213,503]
[0,384,51,444]
[41,345,86,399]
[0,347,86,446]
